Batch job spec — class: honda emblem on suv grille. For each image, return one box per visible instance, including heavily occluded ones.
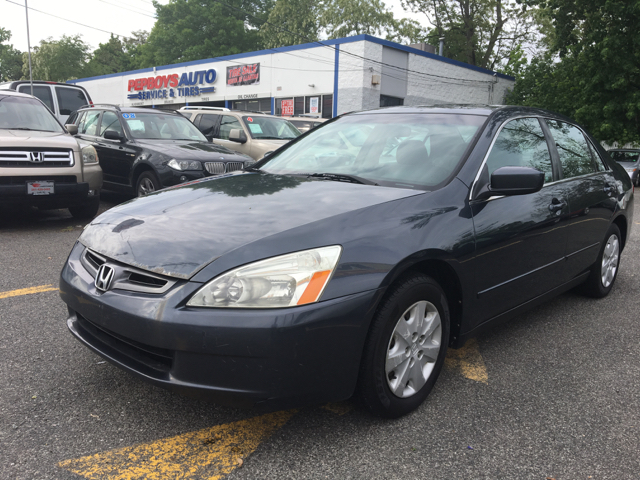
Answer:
[30,152,44,163]
[95,265,115,292]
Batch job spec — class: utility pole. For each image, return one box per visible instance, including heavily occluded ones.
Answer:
[25,0,33,95]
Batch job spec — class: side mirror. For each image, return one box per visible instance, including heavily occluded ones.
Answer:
[475,166,544,200]
[65,124,78,135]
[229,129,247,144]
[104,130,123,142]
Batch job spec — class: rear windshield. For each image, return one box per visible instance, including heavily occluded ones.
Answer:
[609,150,640,163]
[122,112,208,141]
[259,113,486,190]
[0,94,63,133]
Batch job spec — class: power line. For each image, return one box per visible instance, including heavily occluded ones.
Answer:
[97,0,156,18]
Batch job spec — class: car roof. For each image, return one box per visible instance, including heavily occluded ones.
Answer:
[76,104,183,115]
[0,89,38,99]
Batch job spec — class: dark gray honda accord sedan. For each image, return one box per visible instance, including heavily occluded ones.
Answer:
[60,106,634,418]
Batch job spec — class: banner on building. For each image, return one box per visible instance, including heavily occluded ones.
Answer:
[309,97,319,114]
[227,63,260,86]
[281,99,294,116]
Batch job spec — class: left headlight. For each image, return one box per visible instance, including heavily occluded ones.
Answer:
[187,246,342,308]
[81,145,98,164]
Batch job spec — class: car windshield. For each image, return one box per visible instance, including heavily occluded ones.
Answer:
[610,150,640,163]
[242,115,301,140]
[258,113,486,189]
[123,113,208,141]
[0,94,63,133]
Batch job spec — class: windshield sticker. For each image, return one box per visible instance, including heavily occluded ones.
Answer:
[122,113,136,119]
[247,117,253,122]
[248,124,263,134]
[126,119,145,132]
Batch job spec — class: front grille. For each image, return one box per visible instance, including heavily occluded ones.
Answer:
[204,161,245,175]
[81,248,176,294]
[0,175,77,185]
[0,148,74,167]
[76,313,173,373]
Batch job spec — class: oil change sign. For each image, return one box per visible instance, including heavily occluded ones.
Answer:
[227,63,260,86]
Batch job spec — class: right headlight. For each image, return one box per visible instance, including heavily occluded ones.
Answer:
[187,246,342,308]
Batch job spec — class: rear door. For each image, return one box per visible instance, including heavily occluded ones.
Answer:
[543,120,616,280]
[54,86,89,124]
[470,117,571,322]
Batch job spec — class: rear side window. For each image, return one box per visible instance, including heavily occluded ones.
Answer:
[486,117,553,183]
[79,110,100,135]
[197,114,218,137]
[55,87,88,116]
[17,85,54,112]
[545,120,597,178]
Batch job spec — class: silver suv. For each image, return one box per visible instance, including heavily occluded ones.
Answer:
[0,90,102,219]
[180,107,301,160]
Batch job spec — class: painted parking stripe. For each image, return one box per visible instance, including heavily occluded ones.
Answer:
[58,410,297,480]
[0,284,58,300]
[445,339,488,383]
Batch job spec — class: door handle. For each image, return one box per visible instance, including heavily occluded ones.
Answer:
[549,200,566,214]
[603,184,615,195]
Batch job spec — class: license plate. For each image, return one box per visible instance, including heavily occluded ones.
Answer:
[27,181,54,195]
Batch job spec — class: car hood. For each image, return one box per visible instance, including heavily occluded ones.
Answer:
[135,139,249,161]
[79,172,422,279]
[0,130,79,149]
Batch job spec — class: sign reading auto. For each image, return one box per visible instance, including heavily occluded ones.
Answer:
[127,69,217,100]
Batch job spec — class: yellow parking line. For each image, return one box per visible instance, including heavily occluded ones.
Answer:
[0,284,59,299]
[58,410,297,480]
[445,338,488,384]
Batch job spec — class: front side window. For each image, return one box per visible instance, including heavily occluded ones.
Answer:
[198,114,218,137]
[545,120,597,178]
[122,113,207,141]
[259,113,486,190]
[0,94,63,132]
[486,117,554,183]
[242,115,300,140]
[99,111,123,137]
[217,115,243,140]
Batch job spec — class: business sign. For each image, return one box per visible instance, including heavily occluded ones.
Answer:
[126,68,217,101]
[227,63,260,86]
[281,99,294,116]
[309,97,319,114]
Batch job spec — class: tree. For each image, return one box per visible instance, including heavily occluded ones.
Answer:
[259,0,320,48]
[401,0,539,70]
[138,0,274,68]
[23,35,90,82]
[123,30,149,70]
[508,0,640,145]
[0,28,23,82]
[85,35,131,77]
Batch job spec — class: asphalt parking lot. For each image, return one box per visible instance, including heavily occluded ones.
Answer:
[1,193,639,480]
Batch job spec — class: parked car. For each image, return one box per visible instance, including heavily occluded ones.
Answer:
[0,80,92,124]
[285,116,327,133]
[0,90,102,218]
[179,107,301,160]
[66,104,254,196]
[608,148,640,186]
[60,105,634,418]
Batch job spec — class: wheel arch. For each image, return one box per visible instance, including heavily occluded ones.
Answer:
[612,213,628,251]
[131,162,156,188]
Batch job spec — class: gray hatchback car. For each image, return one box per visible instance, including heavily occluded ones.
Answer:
[608,149,640,186]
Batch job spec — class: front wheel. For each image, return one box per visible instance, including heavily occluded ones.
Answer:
[357,273,450,418]
[581,224,622,298]
[136,171,161,197]
[68,196,100,220]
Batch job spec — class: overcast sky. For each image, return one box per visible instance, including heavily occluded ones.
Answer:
[2,0,430,54]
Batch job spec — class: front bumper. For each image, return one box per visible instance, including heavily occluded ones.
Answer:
[0,179,98,208]
[60,243,380,409]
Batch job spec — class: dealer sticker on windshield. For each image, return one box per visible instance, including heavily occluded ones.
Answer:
[27,181,54,195]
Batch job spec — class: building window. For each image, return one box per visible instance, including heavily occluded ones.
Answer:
[380,95,404,107]
[322,95,333,118]
[231,98,271,113]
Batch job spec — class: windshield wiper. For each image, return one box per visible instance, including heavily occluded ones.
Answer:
[1,127,38,131]
[307,173,378,186]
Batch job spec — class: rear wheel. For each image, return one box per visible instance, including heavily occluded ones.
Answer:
[136,171,161,197]
[581,224,621,298]
[358,273,449,418]
[68,196,100,220]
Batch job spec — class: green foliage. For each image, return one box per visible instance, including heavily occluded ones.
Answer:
[0,28,23,82]
[402,0,539,70]
[138,0,273,68]
[85,35,131,77]
[496,43,527,78]
[259,0,319,48]
[321,0,397,38]
[509,0,640,145]
[23,35,90,82]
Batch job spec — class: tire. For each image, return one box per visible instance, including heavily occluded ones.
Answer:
[357,273,450,418]
[136,171,161,197]
[581,224,622,298]
[68,196,100,220]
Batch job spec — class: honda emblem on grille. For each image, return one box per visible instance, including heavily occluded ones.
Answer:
[95,265,115,292]
[30,152,44,163]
